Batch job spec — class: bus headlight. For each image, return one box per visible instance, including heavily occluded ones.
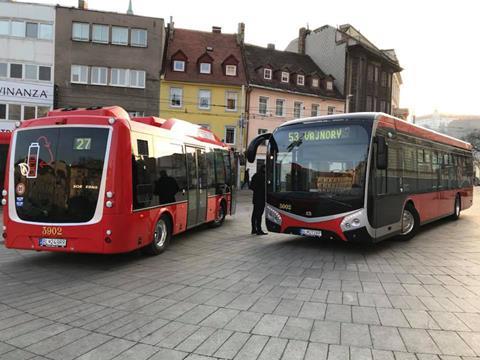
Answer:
[266,205,282,225]
[340,209,366,232]
[1,189,7,196]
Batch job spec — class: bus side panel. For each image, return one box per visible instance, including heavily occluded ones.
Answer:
[460,187,474,211]
[172,202,188,234]
[206,196,218,222]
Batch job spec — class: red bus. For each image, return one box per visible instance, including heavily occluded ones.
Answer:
[0,131,11,190]
[247,113,474,242]
[3,106,237,254]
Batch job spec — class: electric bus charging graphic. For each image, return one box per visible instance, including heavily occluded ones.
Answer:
[26,143,40,178]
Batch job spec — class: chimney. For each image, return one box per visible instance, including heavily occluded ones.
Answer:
[78,0,88,10]
[212,26,221,34]
[168,16,174,40]
[267,43,275,50]
[236,22,245,45]
[298,27,308,55]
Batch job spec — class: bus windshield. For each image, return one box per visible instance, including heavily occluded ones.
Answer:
[268,120,371,216]
[13,127,109,223]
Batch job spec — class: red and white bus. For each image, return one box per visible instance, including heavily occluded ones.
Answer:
[0,131,11,190]
[247,113,474,243]
[3,106,237,254]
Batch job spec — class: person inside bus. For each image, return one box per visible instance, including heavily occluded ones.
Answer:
[155,170,179,204]
[250,165,267,235]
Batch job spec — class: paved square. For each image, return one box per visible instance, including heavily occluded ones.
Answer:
[1,189,480,359]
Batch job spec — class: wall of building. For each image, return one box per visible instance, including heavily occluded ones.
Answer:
[0,1,55,130]
[54,6,164,116]
[246,86,345,175]
[286,26,347,95]
[159,80,243,148]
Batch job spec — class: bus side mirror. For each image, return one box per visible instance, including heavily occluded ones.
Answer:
[247,133,271,163]
[377,136,388,170]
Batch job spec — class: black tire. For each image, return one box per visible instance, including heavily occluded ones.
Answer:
[397,204,419,241]
[451,195,461,220]
[209,201,226,228]
[144,215,171,255]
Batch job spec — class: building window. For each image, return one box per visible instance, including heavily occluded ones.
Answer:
[39,66,51,81]
[374,67,379,82]
[0,20,9,36]
[198,89,211,109]
[131,28,147,47]
[380,100,386,113]
[225,126,236,144]
[170,87,183,107]
[326,81,333,90]
[200,63,211,74]
[312,78,319,87]
[328,106,335,115]
[71,65,89,84]
[91,66,108,85]
[366,96,373,111]
[72,22,89,41]
[11,21,25,37]
[264,68,272,80]
[38,24,53,40]
[0,63,7,77]
[225,65,237,76]
[281,71,289,83]
[24,106,36,120]
[25,64,37,80]
[26,22,38,38]
[381,72,387,87]
[367,65,374,82]
[9,104,21,120]
[311,104,319,117]
[130,70,146,88]
[294,101,303,118]
[0,104,6,120]
[92,24,109,43]
[226,91,238,111]
[259,96,268,115]
[110,68,129,86]
[275,99,285,116]
[112,26,128,45]
[297,75,305,86]
[37,106,50,118]
[173,60,185,72]
[10,63,23,79]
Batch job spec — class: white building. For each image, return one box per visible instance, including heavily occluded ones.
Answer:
[0,0,55,131]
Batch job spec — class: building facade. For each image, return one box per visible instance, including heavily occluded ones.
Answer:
[286,24,402,114]
[244,44,345,174]
[160,24,247,149]
[0,0,55,130]
[54,3,164,117]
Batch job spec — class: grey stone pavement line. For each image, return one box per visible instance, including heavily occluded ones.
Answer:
[1,189,480,359]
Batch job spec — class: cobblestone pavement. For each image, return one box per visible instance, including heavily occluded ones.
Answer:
[1,189,480,360]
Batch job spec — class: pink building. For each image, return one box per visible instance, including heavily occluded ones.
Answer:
[244,44,345,174]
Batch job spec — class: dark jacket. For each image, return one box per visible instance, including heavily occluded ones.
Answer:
[250,172,265,205]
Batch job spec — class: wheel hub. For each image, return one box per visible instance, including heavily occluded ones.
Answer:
[154,220,167,247]
[401,210,415,235]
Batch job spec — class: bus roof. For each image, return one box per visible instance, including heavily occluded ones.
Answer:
[279,112,472,151]
[38,106,227,148]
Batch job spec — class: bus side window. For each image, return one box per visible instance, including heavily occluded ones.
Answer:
[402,145,417,193]
[375,141,387,195]
[154,142,186,204]
[214,149,226,193]
[223,152,232,186]
[386,144,402,194]
[132,138,156,209]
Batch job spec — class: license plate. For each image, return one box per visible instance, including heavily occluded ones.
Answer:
[39,238,67,248]
[300,229,323,237]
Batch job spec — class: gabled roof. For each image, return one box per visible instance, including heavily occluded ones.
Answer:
[163,28,246,86]
[243,44,343,99]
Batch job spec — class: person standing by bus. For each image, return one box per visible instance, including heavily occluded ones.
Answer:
[242,168,250,189]
[250,166,267,235]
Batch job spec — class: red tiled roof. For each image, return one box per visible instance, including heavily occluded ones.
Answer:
[163,28,246,86]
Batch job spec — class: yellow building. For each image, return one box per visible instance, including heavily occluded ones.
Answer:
[160,25,247,149]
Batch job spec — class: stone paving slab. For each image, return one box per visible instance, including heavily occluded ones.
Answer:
[1,189,480,359]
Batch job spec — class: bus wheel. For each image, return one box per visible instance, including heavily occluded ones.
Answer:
[144,215,171,255]
[209,201,226,228]
[451,195,461,220]
[397,204,419,241]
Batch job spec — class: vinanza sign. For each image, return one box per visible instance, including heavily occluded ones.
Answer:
[0,80,53,105]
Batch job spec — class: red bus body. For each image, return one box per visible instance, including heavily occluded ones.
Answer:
[0,130,11,190]
[3,107,236,254]
[252,113,474,243]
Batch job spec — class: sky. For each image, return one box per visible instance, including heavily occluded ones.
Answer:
[21,0,480,117]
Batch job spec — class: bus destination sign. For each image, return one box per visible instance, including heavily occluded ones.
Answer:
[288,126,351,143]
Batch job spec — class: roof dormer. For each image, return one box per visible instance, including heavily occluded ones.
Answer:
[197,52,214,74]
[171,50,188,72]
[222,55,239,76]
